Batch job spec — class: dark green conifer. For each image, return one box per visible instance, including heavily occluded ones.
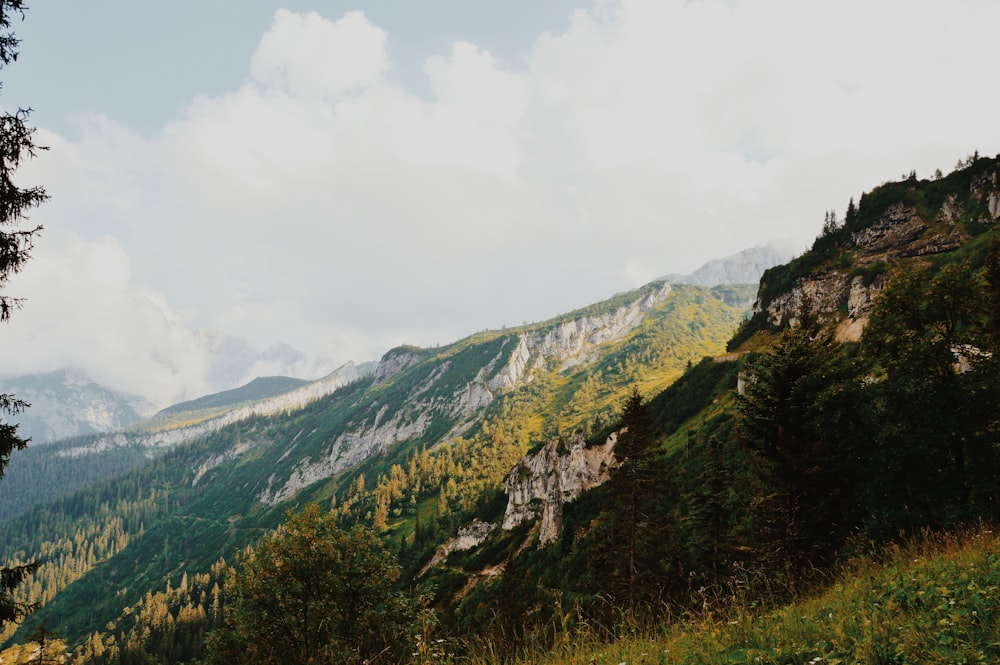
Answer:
[0,0,46,628]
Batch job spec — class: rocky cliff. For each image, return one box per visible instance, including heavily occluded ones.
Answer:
[258,282,675,505]
[502,431,618,546]
[420,519,497,575]
[755,157,1000,342]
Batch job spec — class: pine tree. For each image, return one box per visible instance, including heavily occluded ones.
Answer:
[845,197,857,226]
[0,0,46,628]
[737,297,867,574]
[587,386,672,617]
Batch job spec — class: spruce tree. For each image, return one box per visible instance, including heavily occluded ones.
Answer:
[0,0,46,627]
[984,238,1000,351]
[737,297,866,575]
[588,386,674,617]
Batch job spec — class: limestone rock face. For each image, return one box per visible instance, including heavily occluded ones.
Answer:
[938,193,961,224]
[503,432,618,546]
[523,282,673,373]
[420,519,497,574]
[849,204,928,255]
[756,157,1000,335]
[756,187,976,338]
[488,337,531,392]
[257,284,674,505]
[373,347,425,385]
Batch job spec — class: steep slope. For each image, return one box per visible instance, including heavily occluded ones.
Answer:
[62,361,372,455]
[0,363,374,525]
[420,154,1000,651]
[256,280,678,505]
[13,154,1000,663]
[732,153,1000,348]
[1,280,751,646]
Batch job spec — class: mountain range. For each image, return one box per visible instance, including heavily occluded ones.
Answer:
[8,153,1000,664]
[0,273,756,646]
[0,244,786,447]
[0,369,154,445]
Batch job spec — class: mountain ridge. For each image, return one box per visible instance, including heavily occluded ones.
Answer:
[1,277,753,647]
[154,376,310,417]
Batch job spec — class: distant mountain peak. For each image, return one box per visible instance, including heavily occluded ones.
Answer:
[0,370,153,444]
[662,244,791,287]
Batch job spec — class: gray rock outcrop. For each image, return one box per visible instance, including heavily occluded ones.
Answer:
[503,431,618,546]
[258,283,675,505]
[420,519,497,575]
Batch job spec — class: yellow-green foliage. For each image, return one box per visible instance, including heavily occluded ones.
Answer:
[0,637,70,664]
[140,407,231,433]
[461,527,1000,665]
[335,284,747,536]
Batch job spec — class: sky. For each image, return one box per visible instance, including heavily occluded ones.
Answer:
[1,0,999,407]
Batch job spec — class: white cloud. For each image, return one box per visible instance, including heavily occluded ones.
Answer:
[250,9,390,100]
[7,1,1000,404]
[0,231,348,407]
[0,232,211,405]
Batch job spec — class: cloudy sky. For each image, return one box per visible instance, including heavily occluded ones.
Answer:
[1,0,999,406]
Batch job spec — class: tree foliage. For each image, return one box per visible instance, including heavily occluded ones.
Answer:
[586,387,677,616]
[862,263,1000,530]
[0,0,46,630]
[737,298,868,573]
[207,504,417,665]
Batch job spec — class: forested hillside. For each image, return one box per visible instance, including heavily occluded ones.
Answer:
[0,280,752,660]
[0,363,372,526]
[4,154,1000,663]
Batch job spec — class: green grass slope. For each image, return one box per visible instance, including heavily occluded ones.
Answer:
[514,527,1000,665]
